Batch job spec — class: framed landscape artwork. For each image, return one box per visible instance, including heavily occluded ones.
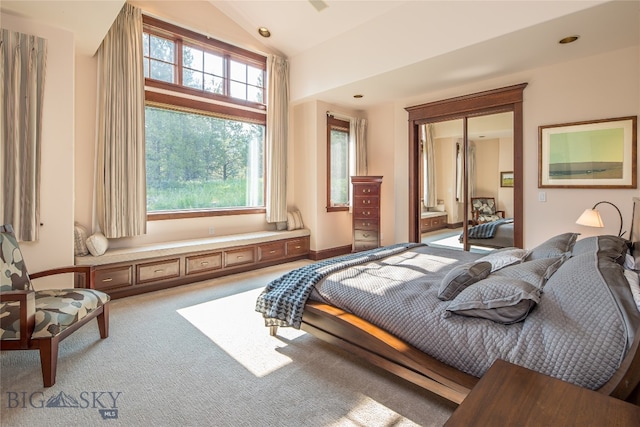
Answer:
[538,116,637,188]
[500,171,514,187]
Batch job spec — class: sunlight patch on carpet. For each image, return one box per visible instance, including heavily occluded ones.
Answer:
[177,288,306,378]
[327,395,412,427]
[427,234,492,254]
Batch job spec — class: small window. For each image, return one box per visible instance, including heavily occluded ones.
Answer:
[327,116,350,211]
[143,32,176,83]
[143,15,266,110]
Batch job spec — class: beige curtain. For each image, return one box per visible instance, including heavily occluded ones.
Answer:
[346,117,367,212]
[265,54,289,224]
[350,118,367,176]
[421,124,436,208]
[456,139,476,201]
[94,3,146,238]
[0,30,48,241]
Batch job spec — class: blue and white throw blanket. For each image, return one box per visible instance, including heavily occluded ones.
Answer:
[255,243,424,329]
[463,218,512,240]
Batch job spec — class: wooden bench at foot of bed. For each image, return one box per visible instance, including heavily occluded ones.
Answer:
[291,301,640,405]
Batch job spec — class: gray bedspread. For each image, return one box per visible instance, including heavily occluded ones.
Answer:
[255,243,423,328]
[307,240,639,390]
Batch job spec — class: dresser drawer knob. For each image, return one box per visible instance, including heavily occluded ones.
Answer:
[269,250,276,254]
[102,278,113,282]
[363,189,371,193]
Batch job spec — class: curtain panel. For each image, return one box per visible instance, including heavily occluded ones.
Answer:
[456,140,476,202]
[421,124,436,208]
[351,118,368,176]
[265,54,289,224]
[94,3,147,238]
[0,29,48,241]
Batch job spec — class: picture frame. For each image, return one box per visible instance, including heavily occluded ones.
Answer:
[538,116,637,188]
[500,171,514,188]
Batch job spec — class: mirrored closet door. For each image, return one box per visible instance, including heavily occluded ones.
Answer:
[406,84,527,251]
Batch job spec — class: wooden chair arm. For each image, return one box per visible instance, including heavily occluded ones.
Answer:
[29,265,96,289]
[0,290,35,347]
[0,289,33,301]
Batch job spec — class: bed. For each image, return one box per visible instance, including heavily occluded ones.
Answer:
[463,218,514,249]
[256,203,640,405]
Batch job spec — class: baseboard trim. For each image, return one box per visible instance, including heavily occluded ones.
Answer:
[310,245,352,261]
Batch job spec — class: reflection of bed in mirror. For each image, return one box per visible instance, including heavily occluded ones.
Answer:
[462,218,514,249]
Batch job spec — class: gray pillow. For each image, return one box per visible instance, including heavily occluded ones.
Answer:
[445,276,541,324]
[438,261,492,301]
[476,247,528,272]
[526,233,579,261]
[493,256,566,289]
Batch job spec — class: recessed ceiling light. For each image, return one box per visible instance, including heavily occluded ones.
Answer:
[353,94,363,99]
[258,27,271,38]
[559,35,579,44]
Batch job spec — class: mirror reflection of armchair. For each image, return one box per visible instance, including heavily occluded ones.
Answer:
[471,197,504,225]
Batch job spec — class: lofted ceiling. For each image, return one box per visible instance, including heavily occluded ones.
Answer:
[1,1,638,109]
[0,1,124,56]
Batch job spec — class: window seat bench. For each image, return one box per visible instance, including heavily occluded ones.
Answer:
[74,229,310,298]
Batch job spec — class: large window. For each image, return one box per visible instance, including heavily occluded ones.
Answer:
[327,116,350,211]
[143,16,267,219]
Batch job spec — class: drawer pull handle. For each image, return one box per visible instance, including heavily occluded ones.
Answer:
[102,278,113,282]
[364,211,370,215]
[294,245,301,249]
[154,269,164,273]
[363,189,371,193]
[269,250,276,254]
[200,261,209,266]
[237,256,244,259]
[364,200,371,204]
[363,233,370,238]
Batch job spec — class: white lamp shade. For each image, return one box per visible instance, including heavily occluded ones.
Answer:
[576,209,604,228]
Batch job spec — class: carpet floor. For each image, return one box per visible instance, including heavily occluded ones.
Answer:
[1,261,456,426]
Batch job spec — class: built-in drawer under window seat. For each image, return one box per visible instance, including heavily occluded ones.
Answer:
[74,229,310,298]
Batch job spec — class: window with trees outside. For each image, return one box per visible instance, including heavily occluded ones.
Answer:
[142,16,266,219]
[327,116,350,211]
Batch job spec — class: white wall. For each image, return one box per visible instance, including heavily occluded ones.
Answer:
[291,100,363,252]
[387,45,639,248]
[2,13,75,283]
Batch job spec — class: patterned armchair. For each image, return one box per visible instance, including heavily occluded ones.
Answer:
[0,225,110,387]
[471,197,505,225]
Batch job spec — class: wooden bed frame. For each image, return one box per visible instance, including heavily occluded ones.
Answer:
[272,301,640,405]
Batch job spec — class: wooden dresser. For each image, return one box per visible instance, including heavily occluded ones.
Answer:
[351,176,382,252]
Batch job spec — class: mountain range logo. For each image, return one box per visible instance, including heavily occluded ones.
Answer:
[45,392,80,408]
